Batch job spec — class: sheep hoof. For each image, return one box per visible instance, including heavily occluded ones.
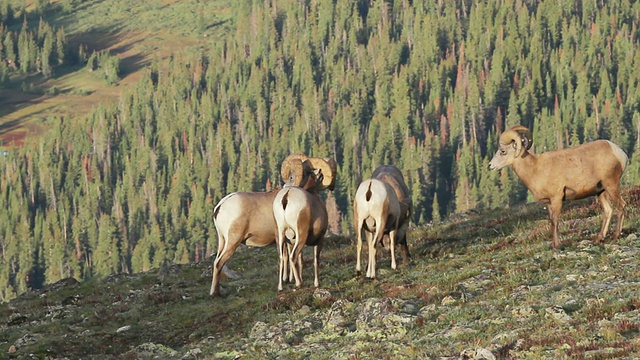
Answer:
[210,286,227,297]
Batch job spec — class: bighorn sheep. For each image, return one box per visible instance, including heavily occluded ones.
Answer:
[489,125,628,249]
[272,156,336,291]
[209,154,320,296]
[354,165,412,278]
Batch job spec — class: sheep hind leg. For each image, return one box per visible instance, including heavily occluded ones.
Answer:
[277,234,288,292]
[283,243,294,283]
[356,223,364,276]
[612,195,627,241]
[595,191,614,244]
[313,238,323,288]
[289,237,304,287]
[547,199,563,249]
[397,223,411,265]
[210,241,239,296]
[389,229,397,270]
[366,230,377,278]
[399,238,411,266]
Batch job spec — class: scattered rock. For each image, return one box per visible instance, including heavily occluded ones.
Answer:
[297,305,311,315]
[444,326,478,338]
[441,295,457,306]
[13,333,40,348]
[606,244,640,258]
[490,329,520,349]
[182,348,202,359]
[401,302,419,315]
[121,342,179,359]
[324,299,355,331]
[565,274,581,282]
[460,348,496,359]
[355,297,396,329]
[7,314,28,326]
[510,306,536,320]
[613,309,640,322]
[8,345,16,354]
[417,304,437,318]
[221,265,242,280]
[457,270,495,297]
[61,294,82,306]
[312,287,333,302]
[116,325,132,333]
[545,305,572,323]
[42,277,80,292]
[584,347,625,359]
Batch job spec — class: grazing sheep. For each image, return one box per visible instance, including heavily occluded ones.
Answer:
[489,125,628,248]
[354,165,412,278]
[273,157,336,291]
[209,154,319,297]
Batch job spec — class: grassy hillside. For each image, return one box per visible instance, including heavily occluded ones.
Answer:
[0,0,235,147]
[2,187,639,359]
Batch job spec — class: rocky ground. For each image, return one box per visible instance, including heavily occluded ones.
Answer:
[2,189,639,359]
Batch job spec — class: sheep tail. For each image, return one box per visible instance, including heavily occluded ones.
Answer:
[608,141,629,173]
[281,189,290,210]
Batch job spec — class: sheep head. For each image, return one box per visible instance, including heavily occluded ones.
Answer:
[281,154,336,191]
[281,153,310,187]
[489,125,532,170]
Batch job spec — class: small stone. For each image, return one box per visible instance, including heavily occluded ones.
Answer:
[116,325,131,333]
[545,306,572,323]
[460,348,496,360]
[8,345,16,354]
[313,288,332,301]
[565,274,580,282]
[441,295,457,306]
[298,305,311,315]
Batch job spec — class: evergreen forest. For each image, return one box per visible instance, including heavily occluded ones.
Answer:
[1,0,640,302]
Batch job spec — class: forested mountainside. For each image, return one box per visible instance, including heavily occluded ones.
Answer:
[1,0,640,302]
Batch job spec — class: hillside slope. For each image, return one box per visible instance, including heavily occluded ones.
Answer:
[0,0,234,146]
[2,187,639,359]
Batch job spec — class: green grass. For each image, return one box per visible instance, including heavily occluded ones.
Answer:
[2,187,639,359]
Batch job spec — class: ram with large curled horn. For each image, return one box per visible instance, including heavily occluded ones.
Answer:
[272,155,336,291]
[209,153,326,297]
[489,125,628,249]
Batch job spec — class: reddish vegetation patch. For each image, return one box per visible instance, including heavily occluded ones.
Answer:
[381,282,437,302]
[0,131,26,147]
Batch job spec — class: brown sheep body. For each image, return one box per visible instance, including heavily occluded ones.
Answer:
[272,157,336,292]
[354,165,412,278]
[489,125,628,248]
[209,154,322,297]
[273,186,328,291]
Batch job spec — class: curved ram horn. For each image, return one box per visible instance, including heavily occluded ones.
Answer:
[308,157,337,191]
[281,153,308,186]
[499,125,532,156]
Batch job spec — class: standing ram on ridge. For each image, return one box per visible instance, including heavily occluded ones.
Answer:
[272,156,336,292]
[209,154,325,297]
[489,125,628,249]
[354,165,412,278]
